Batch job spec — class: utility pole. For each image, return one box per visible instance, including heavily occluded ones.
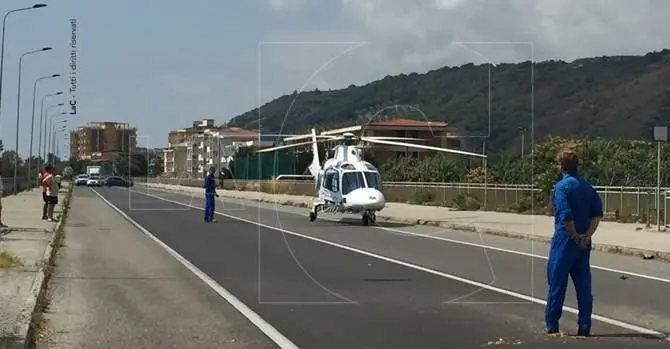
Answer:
[518,126,527,158]
[653,126,667,232]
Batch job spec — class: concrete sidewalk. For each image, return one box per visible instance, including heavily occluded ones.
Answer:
[0,184,69,348]
[142,182,670,261]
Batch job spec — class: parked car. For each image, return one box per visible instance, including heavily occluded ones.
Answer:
[105,176,133,187]
[86,174,103,186]
[74,174,89,186]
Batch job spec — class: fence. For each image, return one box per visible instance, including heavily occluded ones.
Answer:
[1,178,34,196]
[138,177,670,225]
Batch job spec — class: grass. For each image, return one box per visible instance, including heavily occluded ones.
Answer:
[0,251,23,268]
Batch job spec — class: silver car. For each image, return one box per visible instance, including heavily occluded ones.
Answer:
[74,174,89,186]
[86,174,103,186]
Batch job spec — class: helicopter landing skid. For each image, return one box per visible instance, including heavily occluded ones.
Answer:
[308,203,377,226]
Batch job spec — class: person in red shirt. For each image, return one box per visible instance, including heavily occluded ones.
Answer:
[38,168,48,220]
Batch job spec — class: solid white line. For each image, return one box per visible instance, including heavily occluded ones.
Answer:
[143,184,670,285]
[128,188,667,338]
[89,188,302,349]
[376,226,670,284]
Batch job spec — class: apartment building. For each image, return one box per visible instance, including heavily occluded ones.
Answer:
[69,122,137,161]
[162,119,258,177]
[285,118,461,163]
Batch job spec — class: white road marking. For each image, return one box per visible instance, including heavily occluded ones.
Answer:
[90,188,302,349]
[141,185,670,285]
[376,226,670,284]
[122,187,667,338]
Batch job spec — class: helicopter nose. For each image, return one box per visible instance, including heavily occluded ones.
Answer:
[348,188,385,210]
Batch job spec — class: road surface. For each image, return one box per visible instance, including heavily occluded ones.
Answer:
[76,186,670,348]
[42,187,278,349]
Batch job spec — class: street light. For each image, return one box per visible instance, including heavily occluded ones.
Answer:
[43,106,64,161]
[52,124,67,161]
[13,47,52,193]
[48,114,66,165]
[50,120,67,166]
[38,95,62,168]
[28,73,59,182]
[0,4,47,126]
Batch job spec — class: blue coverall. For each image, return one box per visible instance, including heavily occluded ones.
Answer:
[545,172,603,333]
[203,173,216,222]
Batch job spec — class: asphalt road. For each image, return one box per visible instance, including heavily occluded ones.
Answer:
[41,188,279,349]
[88,186,670,348]
[133,185,670,332]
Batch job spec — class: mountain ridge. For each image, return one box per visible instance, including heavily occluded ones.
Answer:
[228,49,670,153]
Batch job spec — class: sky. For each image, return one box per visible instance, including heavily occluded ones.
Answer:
[0,0,668,158]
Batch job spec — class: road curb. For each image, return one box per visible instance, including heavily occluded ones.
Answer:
[14,184,73,349]
[144,184,670,263]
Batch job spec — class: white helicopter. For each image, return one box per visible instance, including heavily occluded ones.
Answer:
[256,128,487,225]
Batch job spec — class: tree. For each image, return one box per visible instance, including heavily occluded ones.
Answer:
[226,49,670,153]
[113,152,148,177]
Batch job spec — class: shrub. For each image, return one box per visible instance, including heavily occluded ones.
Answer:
[452,193,481,210]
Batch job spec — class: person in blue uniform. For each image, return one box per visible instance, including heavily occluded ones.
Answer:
[545,150,602,337]
[203,166,219,222]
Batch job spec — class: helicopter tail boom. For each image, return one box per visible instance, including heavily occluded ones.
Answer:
[308,128,321,177]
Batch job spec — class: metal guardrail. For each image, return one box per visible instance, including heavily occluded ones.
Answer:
[137,177,669,225]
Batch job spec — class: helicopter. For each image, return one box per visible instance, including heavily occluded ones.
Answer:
[256,128,487,225]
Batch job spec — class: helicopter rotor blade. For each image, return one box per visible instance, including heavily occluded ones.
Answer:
[283,130,337,142]
[256,137,333,153]
[365,137,425,141]
[360,137,487,158]
[255,141,314,153]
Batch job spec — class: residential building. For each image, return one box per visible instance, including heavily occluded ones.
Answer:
[69,122,137,161]
[162,119,259,177]
[285,118,461,163]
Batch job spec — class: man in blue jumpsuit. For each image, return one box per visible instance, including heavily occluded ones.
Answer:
[545,150,602,337]
[203,166,219,222]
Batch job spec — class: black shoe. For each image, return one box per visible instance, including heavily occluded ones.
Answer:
[576,329,590,337]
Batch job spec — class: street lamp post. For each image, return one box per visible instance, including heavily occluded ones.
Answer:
[51,125,67,166]
[13,47,52,194]
[38,96,63,169]
[653,126,668,232]
[28,73,59,183]
[48,115,66,166]
[0,4,46,126]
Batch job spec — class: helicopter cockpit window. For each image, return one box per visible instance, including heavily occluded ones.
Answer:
[364,171,382,190]
[342,171,365,195]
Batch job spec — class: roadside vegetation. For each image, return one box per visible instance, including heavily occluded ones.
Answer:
[158,137,669,225]
[0,251,23,268]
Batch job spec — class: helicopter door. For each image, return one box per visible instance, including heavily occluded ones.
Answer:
[320,168,339,204]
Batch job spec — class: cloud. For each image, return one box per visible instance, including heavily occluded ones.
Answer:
[339,0,670,67]
[269,0,310,11]
[252,0,670,110]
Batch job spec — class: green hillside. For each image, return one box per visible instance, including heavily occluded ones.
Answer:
[228,49,670,152]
